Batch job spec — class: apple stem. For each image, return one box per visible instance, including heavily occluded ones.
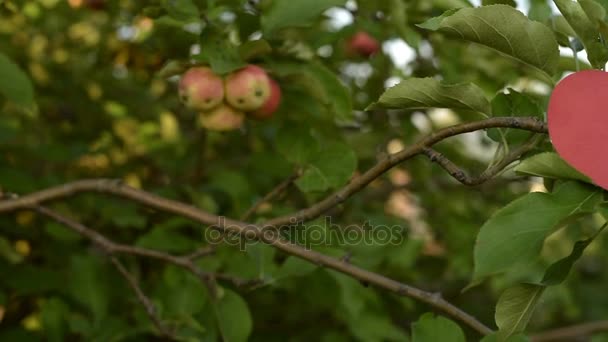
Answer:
[569,41,580,72]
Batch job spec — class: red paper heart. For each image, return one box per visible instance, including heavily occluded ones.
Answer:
[548,70,608,190]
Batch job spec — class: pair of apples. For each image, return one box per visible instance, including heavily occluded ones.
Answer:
[179,65,281,131]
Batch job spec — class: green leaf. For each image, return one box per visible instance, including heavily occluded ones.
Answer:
[349,311,409,341]
[553,0,608,68]
[473,182,601,283]
[69,255,110,321]
[481,333,530,342]
[262,0,347,35]
[487,90,543,144]
[495,284,545,340]
[411,313,466,342]
[162,0,200,22]
[246,243,276,279]
[296,142,357,192]
[267,61,353,120]
[418,5,559,76]
[158,266,208,317]
[549,15,578,47]
[579,0,608,39]
[238,39,272,61]
[307,63,353,121]
[100,202,147,229]
[558,55,593,71]
[3,265,64,295]
[196,31,246,75]
[482,0,516,6]
[135,225,197,254]
[40,297,69,342]
[275,256,318,279]
[390,0,422,48]
[0,237,23,264]
[599,202,608,221]
[542,224,606,285]
[213,289,252,342]
[529,0,552,22]
[514,152,593,184]
[276,125,320,164]
[367,77,490,114]
[0,53,35,106]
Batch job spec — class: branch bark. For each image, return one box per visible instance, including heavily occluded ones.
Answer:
[421,133,544,186]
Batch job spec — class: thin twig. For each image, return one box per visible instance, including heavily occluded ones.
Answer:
[531,320,608,341]
[183,246,216,261]
[421,134,544,186]
[240,171,300,221]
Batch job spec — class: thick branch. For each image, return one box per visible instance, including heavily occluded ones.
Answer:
[2,181,492,334]
[531,320,608,341]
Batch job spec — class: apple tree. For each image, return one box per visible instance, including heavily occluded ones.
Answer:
[0,0,608,341]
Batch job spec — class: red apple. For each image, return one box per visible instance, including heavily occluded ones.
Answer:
[548,70,608,190]
[179,67,224,111]
[249,78,281,120]
[85,0,106,10]
[346,31,380,58]
[225,65,271,111]
[199,104,245,131]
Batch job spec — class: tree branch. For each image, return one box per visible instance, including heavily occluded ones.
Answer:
[531,320,608,341]
[183,246,216,261]
[1,181,492,334]
[421,134,544,186]
[262,116,546,227]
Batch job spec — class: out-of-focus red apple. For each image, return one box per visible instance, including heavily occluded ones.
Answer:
[199,104,245,131]
[85,0,106,10]
[250,78,281,120]
[346,31,380,57]
[179,67,225,111]
[225,65,271,111]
